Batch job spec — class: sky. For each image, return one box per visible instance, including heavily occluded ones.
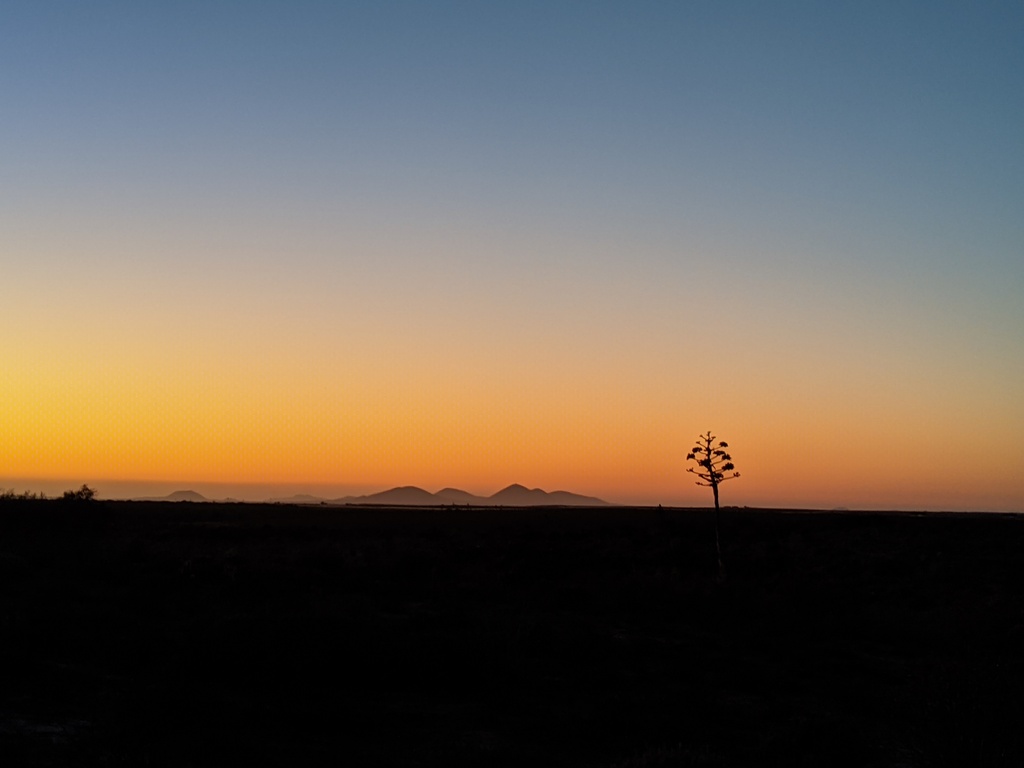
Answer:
[2,1,1022,509]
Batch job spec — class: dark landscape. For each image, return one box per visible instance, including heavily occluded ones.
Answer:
[2,499,1023,767]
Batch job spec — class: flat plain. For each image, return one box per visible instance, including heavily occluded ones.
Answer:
[2,501,1022,766]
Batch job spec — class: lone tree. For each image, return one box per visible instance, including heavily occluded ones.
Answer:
[687,431,740,578]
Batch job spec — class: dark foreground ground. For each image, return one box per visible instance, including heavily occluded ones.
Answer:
[2,501,1023,767]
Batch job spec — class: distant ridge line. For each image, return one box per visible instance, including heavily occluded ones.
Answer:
[329,484,610,507]
[132,485,611,506]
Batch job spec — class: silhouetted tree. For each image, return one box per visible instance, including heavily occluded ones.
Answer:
[61,484,96,503]
[687,431,739,579]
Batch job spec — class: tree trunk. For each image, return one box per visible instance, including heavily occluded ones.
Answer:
[712,482,725,581]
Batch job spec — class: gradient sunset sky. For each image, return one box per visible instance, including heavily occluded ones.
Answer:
[3,1,1022,509]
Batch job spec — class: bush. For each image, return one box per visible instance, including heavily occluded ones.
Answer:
[0,489,45,502]
[61,485,96,503]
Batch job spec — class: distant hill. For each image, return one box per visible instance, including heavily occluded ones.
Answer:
[489,484,609,507]
[434,488,482,504]
[488,483,547,505]
[132,490,209,502]
[334,484,609,507]
[334,486,443,506]
[124,485,610,506]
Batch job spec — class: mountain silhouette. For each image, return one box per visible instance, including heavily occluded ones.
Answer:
[434,488,482,504]
[336,486,442,506]
[334,484,608,507]
[489,484,608,506]
[489,483,548,504]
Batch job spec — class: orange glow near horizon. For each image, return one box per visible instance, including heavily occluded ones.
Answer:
[3,187,1022,513]
[4,311,1023,511]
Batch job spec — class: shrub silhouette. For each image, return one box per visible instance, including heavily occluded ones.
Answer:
[0,489,45,502]
[686,431,740,579]
[61,484,96,503]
